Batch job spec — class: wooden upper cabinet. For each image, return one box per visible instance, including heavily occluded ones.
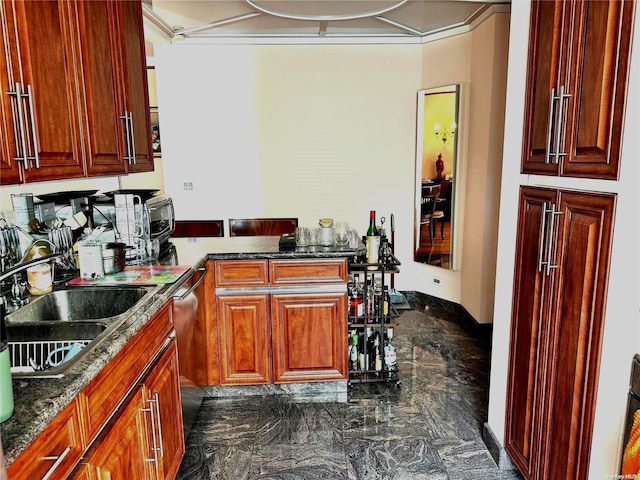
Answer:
[75,0,128,176]
[521,0,635,179]
[2,0,86,183]
[120,0,153,173]
[0,4,21,185]
[0,0,152,184]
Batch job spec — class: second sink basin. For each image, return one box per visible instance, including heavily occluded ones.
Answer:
[6,286,153,378]
[7,286,150,323]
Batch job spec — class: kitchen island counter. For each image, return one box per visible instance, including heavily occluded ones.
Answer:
[2,235,362,465]
[169,235,364,266]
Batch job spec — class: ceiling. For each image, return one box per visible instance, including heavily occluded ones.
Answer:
[143,0,510,43]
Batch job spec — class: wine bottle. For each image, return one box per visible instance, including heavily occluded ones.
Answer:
[384,327,397,375]
[367,210,376,236]
[374,331,382,373]
[383,285,390,321]
[350,274,363,319]
[349,330,359,371]
[365,277,375,321]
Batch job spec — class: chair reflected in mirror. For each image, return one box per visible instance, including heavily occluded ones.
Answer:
[416,180,452,268]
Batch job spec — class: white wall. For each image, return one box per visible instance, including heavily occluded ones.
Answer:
[155,43,425,294]
[487,2,640,477]
[153,13,509,310]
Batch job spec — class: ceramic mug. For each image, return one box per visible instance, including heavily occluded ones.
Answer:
[47,343,84,367]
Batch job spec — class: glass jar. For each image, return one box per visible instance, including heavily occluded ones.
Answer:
[318,218,334,246]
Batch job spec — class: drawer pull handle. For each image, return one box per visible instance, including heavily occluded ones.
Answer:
[42,445,72,480]
[142,404,160,466]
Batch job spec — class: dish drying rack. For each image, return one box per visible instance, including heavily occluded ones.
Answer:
[9,339,90,373]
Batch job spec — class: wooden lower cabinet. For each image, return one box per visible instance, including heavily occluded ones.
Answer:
[143,341,185,480]
[75,388,151,480]
[72,339,183,480]
[213,259,349,386]
[505,186,616,480]
[271,293,348,382]
[218,294,271,384]
[6,399,84,480]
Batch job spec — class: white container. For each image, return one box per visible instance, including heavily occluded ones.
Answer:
[79,241,104,279]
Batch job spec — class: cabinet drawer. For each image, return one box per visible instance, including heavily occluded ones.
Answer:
[7,399,84,480]
[270,259,348,285]
[215,260,268,287]
[77,302,173,441]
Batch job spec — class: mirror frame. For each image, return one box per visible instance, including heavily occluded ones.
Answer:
[413,84,461,270]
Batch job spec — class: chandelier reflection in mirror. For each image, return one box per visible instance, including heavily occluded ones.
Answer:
[434,122,457,143]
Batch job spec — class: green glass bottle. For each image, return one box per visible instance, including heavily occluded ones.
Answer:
[367,210,376,236]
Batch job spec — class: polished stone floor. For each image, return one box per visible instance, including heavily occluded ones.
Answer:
[177,296,523,479]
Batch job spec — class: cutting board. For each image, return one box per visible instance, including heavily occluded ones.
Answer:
[68,265,191,286]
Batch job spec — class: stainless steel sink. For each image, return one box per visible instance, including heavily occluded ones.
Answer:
[6,286,150,323]
[6,286,152,378]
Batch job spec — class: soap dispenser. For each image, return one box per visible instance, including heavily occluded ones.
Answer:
[0,299,14,423]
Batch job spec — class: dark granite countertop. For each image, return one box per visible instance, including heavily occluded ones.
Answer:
[1,235,363,464]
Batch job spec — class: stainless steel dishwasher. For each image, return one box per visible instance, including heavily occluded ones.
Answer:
[173,265,207,439]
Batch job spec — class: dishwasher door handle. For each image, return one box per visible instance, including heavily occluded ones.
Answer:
[174,266,207,301]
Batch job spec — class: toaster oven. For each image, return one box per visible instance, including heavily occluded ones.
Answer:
[144,195,175,246]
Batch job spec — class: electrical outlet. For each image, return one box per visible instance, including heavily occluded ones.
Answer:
[183,182,194,191]
[433,277,442,286]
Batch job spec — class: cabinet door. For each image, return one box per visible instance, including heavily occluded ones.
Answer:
[271,293,348,382]
[218,294,271,384]
[541,190,615,480]
[6,399,84,480]
[143,340,185,480]
[561,0,634,179]
[0,2,21,184]
[81,387,152,480]
[521,0,570,175]
[120,0,153,173]
[74,0,128,176]
[504,186,558,479]
[521,0,635,179]
[3,0,86,182]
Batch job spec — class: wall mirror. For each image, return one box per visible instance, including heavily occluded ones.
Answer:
[414,84,460,269]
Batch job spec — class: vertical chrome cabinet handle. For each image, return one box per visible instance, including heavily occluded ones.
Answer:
[545,204,563,276]
[545,87,557,164]
[120,111,133,163]
[128,111,137,165]
[9,82,30,167]
[25,84,40,168]
[151,392,164,459]
[551,85,571,165]
[142,403,160,467]
[538,202,550,273]
[41,446,72,480]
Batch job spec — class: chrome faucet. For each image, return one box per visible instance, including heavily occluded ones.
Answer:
[0,240,62,306]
